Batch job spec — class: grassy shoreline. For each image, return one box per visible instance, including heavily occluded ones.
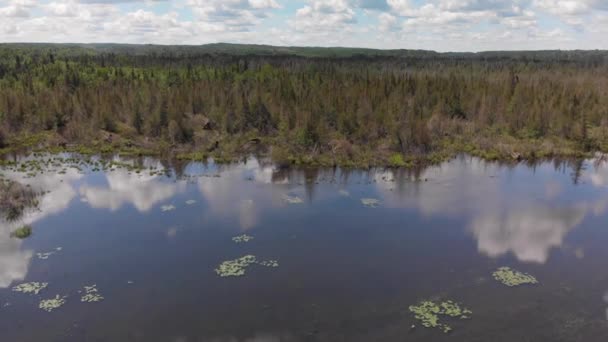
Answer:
[0,130,597,169]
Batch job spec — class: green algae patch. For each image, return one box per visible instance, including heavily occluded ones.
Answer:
[80,285,104,303]
[361,198,380,208]
[409,300,472,333]
[493,267,538,287]
[12,282,48,295]
[11,225,32,239]
[232,234,254,243]
[215,255,280,277]
[39,295,67,312]
[283,195,303,204]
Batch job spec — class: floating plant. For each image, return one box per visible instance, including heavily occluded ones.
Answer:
[409,300,472,333]
[161,204,176,212]
[283,195,303,204]
[361,198,380,208]
[232,234,254,243]
[339,190,350,197]
[257,260,279,268]
[492,267,538,287]
[215,255,257,277]
[39,295,67,312]
[215,255,280,277]
[185,200,197,205]
[11,225,32,239]
[12,282,48,295]
[80,285,104,303]
[36,247,62,260]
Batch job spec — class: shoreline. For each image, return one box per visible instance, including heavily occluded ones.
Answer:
[0,130,598,169]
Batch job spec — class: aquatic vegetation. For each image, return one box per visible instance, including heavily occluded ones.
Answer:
[36,247,62,260]
[339,190,350,197]
[161,204,176,212]
[80,285,104,303]
[11,225,32,239]
[215,255,258,277]
[0,179,40,221]
[185,200,197,205]
[215,255,280,277]
[232,234,254,243]
[12,282,48,295]
[39,295,67,312]
[409,300,472,333]
[283,195,303,204]
[258,260,279,268]
[493,267,539,287]
[361,198,380,208]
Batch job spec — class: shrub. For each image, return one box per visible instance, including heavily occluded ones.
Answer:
[11,225,32,239]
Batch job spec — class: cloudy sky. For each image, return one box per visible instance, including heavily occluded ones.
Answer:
[0,0,606,51]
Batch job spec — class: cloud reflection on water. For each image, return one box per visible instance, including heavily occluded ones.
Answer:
[374,157,608,264]
[0,168,83,288]
[79,169,186,212]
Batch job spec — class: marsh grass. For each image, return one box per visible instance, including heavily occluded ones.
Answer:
[11,225,32,239]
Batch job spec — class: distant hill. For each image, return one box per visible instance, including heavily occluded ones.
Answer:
[1,42,607,62]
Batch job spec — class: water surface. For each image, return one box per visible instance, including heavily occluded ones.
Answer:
[1,155,608,341]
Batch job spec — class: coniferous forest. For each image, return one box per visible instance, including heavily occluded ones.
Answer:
[1,43,608,167]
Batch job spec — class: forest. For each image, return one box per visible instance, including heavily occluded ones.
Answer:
[1,43,608,167]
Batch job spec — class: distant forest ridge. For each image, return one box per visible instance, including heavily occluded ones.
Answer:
[1,42,608,62]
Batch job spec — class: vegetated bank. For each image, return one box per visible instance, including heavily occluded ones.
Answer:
[1,43,608,168]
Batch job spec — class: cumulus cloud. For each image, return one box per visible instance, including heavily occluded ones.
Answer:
[0,0,607,51]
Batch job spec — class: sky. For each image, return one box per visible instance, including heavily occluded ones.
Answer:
[0,0,607,52]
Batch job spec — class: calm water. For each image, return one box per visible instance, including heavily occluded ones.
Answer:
[1,154,608,341]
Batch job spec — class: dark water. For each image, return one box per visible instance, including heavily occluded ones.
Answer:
[1,154,608,341]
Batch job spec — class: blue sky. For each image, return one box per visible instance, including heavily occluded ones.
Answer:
[0,0,607,51]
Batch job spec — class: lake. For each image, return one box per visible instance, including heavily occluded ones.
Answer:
[1,154,608,341]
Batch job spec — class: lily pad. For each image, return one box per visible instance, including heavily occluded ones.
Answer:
[493,267,538,287]
[12,282,48,295]
[215,255,280,277]
[161,204,176,212]
[39,295,67,312]
[283,195,303,204]
[361,198,381,208]
[36,247,62,260]
[232,234,254,243]
[409,300,472,333]
[215,255,257,277]
[80,284,104,303]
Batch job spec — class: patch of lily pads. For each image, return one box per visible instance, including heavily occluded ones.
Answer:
[232,234,254,243]
[80,284,104,303]
[493,267,538,287]
[409,300,472,333]
[161,204,176,212]
[39,295,67,312]
[12,282,48,295]
[283,195,303,204]
[361,198,380,208]
[36,247,62,260]
[215,255,280,277]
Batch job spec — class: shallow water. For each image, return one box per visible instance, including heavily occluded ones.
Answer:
[1,154,608,341]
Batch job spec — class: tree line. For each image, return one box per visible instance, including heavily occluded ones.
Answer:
[1,44,607,164]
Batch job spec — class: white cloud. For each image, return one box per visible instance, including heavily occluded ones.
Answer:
[0,0,607,50]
